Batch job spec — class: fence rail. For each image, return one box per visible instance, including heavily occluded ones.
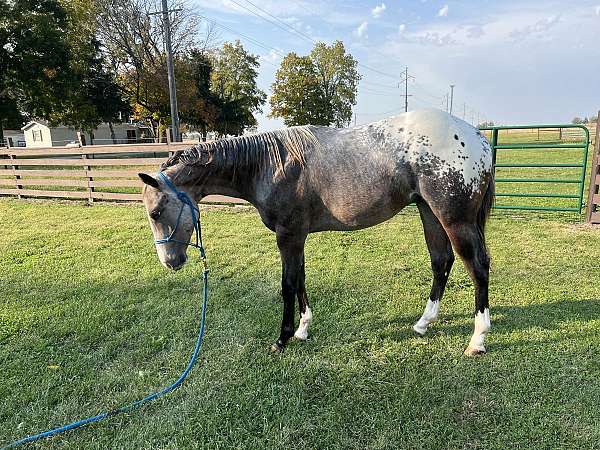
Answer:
[0,143,246,205]
[1,126,595,215]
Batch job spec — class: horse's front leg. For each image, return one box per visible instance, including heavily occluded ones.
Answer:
[271,229,307,353]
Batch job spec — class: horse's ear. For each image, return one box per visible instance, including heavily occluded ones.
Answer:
[138,173,160,189]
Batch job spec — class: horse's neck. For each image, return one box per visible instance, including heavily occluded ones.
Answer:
[165,162,259,202]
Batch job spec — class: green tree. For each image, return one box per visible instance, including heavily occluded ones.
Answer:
[179,50,221,140]
[54,40,130,143]
[269,53,325,126]
[210,40,266,136]
[270,40,360,127]
[43,1,130,142]
[96,0,217,140]
[0,0,72,140]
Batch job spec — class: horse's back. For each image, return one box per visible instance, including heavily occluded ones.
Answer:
[298,109,493,230]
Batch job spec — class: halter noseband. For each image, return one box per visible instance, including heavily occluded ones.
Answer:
[154,172,207,268]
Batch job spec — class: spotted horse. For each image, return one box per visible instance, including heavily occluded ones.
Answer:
[139,108,495,356]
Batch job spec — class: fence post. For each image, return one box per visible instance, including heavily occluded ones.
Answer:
[82,153,94,204]
[7,139,23,199]
[586,111,600,223]
[167,128,174,158]
[491,128,498,171]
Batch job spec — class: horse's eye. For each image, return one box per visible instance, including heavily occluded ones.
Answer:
[150,209,161,220]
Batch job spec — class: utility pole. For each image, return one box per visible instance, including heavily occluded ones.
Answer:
[399,67,414,113]
[445,93,449,113]
[463,102,466,120]
[150,1,181,142]
[163,0,180,142]
[449,84,455,115]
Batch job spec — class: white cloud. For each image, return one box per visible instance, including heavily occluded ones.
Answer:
[416,31,456,46]
[281,16,314,36]
[355,21,369,38]
[595,5,600,16]
[372,3,386,18]
[438,5,449,17]
[466,25,485,39]
[510,15,561,41]
[398,23,406,33]
[259,49,282,64]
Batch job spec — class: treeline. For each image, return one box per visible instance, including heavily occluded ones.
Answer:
[0,0,361,143]
[571,116,598,124]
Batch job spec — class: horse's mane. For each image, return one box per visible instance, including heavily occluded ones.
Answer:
[161,126,319,174]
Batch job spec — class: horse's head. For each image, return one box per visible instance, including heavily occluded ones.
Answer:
[138,172,198,271]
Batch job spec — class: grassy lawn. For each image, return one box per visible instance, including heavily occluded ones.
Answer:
[1,199,600,449]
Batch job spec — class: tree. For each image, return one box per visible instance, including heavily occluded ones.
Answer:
[0,0,72,140]
[210,41,266,136]
[96,0,217,139]
[270,40,360,127]
[269,53,325,126]
[178,50,221,140]
[572,117,584,124]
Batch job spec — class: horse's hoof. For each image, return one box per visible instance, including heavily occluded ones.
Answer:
[412,324,427,336]
[464,346,486,357]
[294,330,308,341]
[270,341,284,353]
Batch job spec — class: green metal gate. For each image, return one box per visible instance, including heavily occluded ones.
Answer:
[479,124,590,213]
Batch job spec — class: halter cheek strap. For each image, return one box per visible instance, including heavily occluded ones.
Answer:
[154,172,207,267]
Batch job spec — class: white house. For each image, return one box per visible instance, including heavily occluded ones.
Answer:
[21,121,151,148]
[2,129,26,147]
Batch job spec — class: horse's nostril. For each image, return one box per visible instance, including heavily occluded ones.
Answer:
[165,254,187,271]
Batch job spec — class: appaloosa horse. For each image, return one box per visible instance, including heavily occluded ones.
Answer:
[139,108,495,356]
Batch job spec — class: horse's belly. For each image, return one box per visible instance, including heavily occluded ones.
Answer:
[310,193,408,232]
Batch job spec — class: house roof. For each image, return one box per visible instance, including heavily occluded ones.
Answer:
[21,120,48,131]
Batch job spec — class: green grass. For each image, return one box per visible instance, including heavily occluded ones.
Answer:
[1,199,600,449]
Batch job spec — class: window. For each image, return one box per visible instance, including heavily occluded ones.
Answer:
[126,129,136,143]
[32,130,43,142]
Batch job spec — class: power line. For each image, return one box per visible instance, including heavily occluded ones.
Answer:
[360,87,396,96]
[197,13,286,58]
[361,80,397,90]
[412,80,444,100]
[231,0,315,43]
[228,0,401,80]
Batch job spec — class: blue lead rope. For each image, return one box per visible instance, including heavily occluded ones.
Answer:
[4,173,208,449]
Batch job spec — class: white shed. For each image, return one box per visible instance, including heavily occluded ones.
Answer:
[21,121,151,148]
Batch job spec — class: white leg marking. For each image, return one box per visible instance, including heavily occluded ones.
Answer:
[413,298,440,336]
[466,308,491,354]
[294,306,312,340]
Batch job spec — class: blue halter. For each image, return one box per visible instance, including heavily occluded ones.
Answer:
[4,173,209,448]
[155,172,207,267]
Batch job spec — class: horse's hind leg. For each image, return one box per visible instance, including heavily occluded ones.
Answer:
[413,201,455,336]
[294,254,313,340]
[444,223,491,356]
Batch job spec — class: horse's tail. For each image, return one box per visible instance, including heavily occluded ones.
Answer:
[477,175,495,248]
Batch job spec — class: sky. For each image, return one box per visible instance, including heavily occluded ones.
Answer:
[192,0,600,131]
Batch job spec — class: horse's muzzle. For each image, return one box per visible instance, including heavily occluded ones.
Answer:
[164,253,187,271]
